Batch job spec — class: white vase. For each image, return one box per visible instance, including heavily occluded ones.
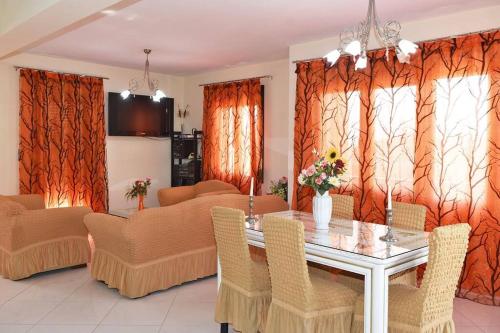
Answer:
[312,191,332,230]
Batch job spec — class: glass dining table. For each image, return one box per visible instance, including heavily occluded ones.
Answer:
[235,210,430,333]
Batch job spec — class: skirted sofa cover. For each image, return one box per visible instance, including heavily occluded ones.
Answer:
[84,194,288,298]
[0,194,91,280]
[157,180,240,207]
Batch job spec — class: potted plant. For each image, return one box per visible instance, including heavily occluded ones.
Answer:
[297,148,346,229]
[125,178,152,211]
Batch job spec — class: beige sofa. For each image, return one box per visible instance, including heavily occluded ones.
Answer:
[157,180,240,207]
[84,194,288,298]
[0,194,91,280]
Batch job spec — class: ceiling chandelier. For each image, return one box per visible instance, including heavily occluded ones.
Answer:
[120,49,166,102]
[324,0,418,70]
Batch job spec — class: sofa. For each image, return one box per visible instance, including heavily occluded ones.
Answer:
[84,194,288,298]
[0,194,91,280]
[157,180,240,206]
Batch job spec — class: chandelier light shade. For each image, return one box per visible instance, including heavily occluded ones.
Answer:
[121,49,166,102]
[324,0,418,69]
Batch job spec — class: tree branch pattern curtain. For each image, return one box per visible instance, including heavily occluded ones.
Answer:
[19,69,108,213]
[202,79,264,194]
[293,31,499,305]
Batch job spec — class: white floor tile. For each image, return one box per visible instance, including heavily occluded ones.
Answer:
[0,300,59,325]
[66,280,121,303]
[101,295,175,325]
[455,297,500,327]
[455,327,486,333]
[39,300,116,325]
[29,325,96,333]
[162,300,216,327]
[94,326,160,333]
[0,324,32,333]
[160,321,221,333]
[480,327,500,333]
[0,278,32,306]
[174,278,217,302]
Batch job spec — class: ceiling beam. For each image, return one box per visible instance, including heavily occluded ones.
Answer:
[0,0,140,60]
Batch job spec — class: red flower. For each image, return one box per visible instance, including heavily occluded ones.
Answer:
[335,159,345,169]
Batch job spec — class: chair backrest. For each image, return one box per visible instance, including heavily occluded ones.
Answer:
[419,223,470,322]
[263,215,311,309]
[331,194,354,220]
[392,201,426,230]
[211,206,254,290]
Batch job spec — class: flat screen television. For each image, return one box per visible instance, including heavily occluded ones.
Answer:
[108,92,174,137]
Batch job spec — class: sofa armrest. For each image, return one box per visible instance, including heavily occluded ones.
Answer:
[157,186,195,207]
[84,213,131,261]
[9,206,91,251]
[7,194,45,210]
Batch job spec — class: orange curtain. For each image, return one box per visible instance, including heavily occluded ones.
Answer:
[19,69,108,213]
[202,79,264,194]
[293,30,499,305]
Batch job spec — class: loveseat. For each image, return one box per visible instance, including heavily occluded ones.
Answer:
[0,194,91,280]
[157,180,240,206]
[84,194,288,298]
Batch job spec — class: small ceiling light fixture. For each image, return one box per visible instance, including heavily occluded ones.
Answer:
[324,0,418,69]
[121,49,166,102]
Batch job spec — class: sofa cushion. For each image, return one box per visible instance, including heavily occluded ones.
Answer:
[0,200,26,217]
[195,189,241,198]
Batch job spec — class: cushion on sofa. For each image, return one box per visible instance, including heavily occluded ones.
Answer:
[0,200,26,217]
[195,189,241,198]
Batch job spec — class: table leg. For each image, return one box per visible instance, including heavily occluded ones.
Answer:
[363,271,372,333]
[371,265,386,333]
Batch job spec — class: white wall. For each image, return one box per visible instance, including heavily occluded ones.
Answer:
[286,5,500,201]
[183,59,289,193]
[0,53,184,209]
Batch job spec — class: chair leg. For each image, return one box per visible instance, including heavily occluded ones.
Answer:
[220,323,229,333]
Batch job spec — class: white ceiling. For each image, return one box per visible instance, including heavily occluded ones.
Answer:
[27,0,498,75]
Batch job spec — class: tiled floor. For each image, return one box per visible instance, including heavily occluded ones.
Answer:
[0,266,498,332]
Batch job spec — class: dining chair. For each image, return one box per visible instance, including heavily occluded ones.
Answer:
[351,223,471,333]
[262,215,358,333]
[331,194,354,220]
[393,201,427,231]
[390,201,427,285]
[211,206,272,333]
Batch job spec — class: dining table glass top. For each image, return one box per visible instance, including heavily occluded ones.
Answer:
[247,210,429,260]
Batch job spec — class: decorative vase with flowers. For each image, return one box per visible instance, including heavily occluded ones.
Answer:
[297,148,346,229]
[125,178,152,211]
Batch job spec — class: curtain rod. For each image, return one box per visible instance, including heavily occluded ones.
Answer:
[292,27,499,64]
[14,66,110,80]
[199,75,272,87]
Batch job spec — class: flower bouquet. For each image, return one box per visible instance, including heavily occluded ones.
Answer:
[297,148,346,229]
[125,178,152,211]
[270,176,288,201]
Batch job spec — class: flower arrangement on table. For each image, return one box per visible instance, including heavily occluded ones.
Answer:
[297,147,347,229]
[125,178,152,211]
[270,176,288,201]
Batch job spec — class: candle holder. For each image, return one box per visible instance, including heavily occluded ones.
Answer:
[246,195,256,224]
[380,208,397,242]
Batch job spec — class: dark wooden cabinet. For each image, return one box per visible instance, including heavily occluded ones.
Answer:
[171,131,203,187]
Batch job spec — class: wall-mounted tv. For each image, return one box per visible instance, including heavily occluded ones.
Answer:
[108,92,174,137]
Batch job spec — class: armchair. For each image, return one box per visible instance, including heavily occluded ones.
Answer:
[0,194,91,280]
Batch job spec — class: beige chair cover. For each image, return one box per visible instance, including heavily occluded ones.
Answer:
[351,223,471,333]
[212,207,271,333]
[263,215,357,333]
